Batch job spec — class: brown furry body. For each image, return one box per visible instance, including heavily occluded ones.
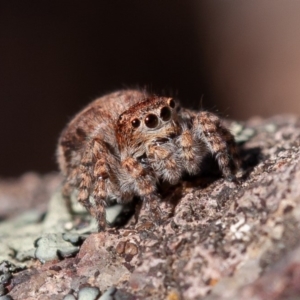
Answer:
[57,90,240,230]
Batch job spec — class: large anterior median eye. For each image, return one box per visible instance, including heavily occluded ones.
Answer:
[144,114,158,128]
[160,106,171,121]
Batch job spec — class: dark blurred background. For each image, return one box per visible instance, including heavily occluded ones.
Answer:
[1,0,300,177]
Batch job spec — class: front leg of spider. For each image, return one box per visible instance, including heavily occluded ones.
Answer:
[120,156,163,226]
[132,193,164,228]
[193,111,241,181]
[147,139,184,185]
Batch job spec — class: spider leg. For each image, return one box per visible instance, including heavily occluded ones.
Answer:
[132,193,165,228]
[119,156,165,225]
[192,111,240,180]
[147,140,183,184]
[120,156,156,196]
[61,179,74,214]
[176,127,205,175]
[64,137,121,230]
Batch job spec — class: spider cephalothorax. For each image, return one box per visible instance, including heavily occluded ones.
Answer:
[57,89,240,230]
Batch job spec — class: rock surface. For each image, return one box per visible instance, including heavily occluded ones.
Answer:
[1,115,300,299]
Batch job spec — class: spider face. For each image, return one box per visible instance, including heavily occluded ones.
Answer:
[117,97,176,130]
[116,97,180,155]
[57,89,240,231]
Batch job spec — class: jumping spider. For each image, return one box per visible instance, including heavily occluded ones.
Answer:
[57,89,240,230]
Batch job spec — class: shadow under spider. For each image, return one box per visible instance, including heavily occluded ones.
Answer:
[239,146,262,180]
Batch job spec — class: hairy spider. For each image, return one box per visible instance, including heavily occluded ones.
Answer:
[57,89,240,230]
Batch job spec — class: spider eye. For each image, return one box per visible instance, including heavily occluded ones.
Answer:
[160,106,172,121]
[131,118,140,128]
[144,114,158,128]
[168,99,176,108]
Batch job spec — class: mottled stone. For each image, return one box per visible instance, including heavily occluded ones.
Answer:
[63,294,76,300]
[2,115,300,299]
[35,233,80,263]
[78,286,100,300]
[99,287,116,300]
[0,295,13,300]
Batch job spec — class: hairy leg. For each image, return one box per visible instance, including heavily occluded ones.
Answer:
[176,127,205,175]
[64,137,121,230]
[147,140,183,184]
[192,111,240,180]
[120,156,156,196]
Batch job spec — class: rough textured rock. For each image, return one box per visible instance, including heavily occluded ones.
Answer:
[1,115,300,299]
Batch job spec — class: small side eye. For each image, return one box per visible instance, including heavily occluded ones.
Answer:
[168,99,175,108]
[160,106,172,121]
[131,118,140,128]
[145,114,158,128]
